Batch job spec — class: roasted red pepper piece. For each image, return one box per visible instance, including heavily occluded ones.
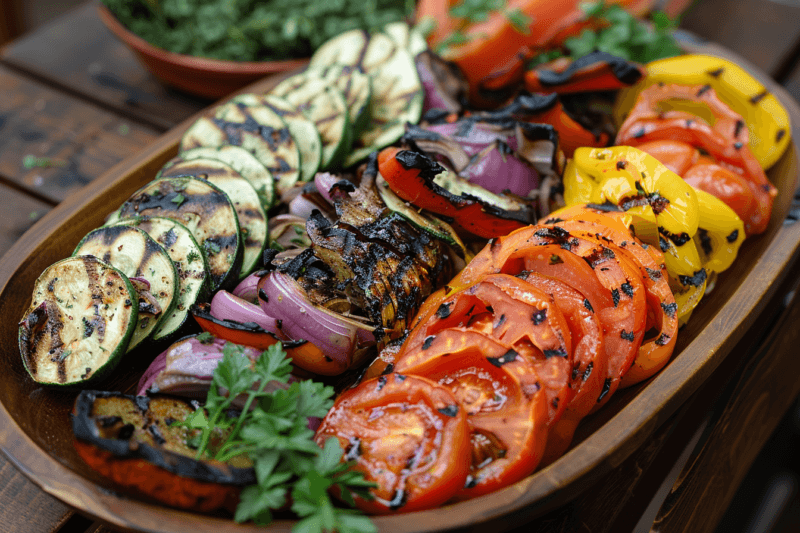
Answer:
[492,92,610,157]
[377,147,533,238]
[525,51,646,95]
[616,83,776,234]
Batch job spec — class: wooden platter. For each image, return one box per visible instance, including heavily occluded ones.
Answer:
[2,42,800,533]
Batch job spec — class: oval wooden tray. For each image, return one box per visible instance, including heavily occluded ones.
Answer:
[2,42,800,533]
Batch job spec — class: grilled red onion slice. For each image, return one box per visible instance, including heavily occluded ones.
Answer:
[136,335,292,404]
[288,193,321,220]
[459,142,540,197]
[210,290,283,336]
[416,50,467,115]
[232,273,261,303]
[258,271,375,367]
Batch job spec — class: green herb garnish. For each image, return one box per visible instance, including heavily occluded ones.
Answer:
[181,342,376,532]
[101,0,413,63]
[564,1,681,63]
[171,193,186,207]
[437,0,532,53]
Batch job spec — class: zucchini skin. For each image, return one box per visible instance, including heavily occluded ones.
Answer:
[73,224,180,351]
[109,216,212,342]
[116,177,243,292]
[18,256,138,387]
[72,390,254,512]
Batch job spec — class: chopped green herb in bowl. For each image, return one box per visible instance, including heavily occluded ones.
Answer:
[101,0,414,62]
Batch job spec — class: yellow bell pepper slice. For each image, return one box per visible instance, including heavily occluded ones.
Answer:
[565,146,707,323]
[615,54,791,170]
[692,189,746,274]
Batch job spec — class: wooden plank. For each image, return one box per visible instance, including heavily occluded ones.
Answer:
[651,280,800,532]
[0,64,158,203]
[0,186,51,256]
[0,455,73,533]
[783,58,800,104]
[679,0,800,78]
[0,1,208,131]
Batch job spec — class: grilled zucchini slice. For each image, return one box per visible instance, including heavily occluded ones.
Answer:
[174,145,275,210]
[315,64,372,136]
[383,21,428,56]
[258,94,323,182]
[309,30,423,167]
[109,216,211,341]
[73,225,179,350]
[114,177,242,292]
[344,34,423,167]
[180,100,301,194]
[269,71,351,170]
[18,256,138,386]
[308,29,371,70]
[158,158,267,279]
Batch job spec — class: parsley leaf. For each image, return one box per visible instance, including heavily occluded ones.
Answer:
[171,193,186,206]
[181,339,376,532]
[562,1,681,64]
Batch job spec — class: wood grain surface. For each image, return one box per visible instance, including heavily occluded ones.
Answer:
[0,65,158,203]
[0,2,209,131]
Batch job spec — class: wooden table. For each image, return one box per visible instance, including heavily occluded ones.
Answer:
[2,1,800,532]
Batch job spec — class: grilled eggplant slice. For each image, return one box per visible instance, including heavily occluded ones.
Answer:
[158,158,267,279]
[174,145,275,210]
[113,177,242,292]
[269,71,351,170]
[72,390,254,512]
[18,256,138,386]
[180,99,301,194]
[109,216,211,341]
[73,225,178,350]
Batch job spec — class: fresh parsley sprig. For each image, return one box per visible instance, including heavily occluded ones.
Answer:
[181,341,376,533]
[562,1,681,64]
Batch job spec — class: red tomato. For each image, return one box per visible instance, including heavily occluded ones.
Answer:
[526,229,647,409]
[399,274,575,425]
[394,328,549,498]
[315,374,471,514]
[537,217,678,388]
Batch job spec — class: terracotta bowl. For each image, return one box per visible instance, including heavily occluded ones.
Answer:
[97,5,309,100]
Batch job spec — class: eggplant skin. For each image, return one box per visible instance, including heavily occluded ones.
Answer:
[72,390,254,512]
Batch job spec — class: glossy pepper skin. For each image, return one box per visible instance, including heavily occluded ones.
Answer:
[376,147,535,238]
[615,54,792,170]
[615,83,776,235]
[563,146,711,323]
[525,51,646,95]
